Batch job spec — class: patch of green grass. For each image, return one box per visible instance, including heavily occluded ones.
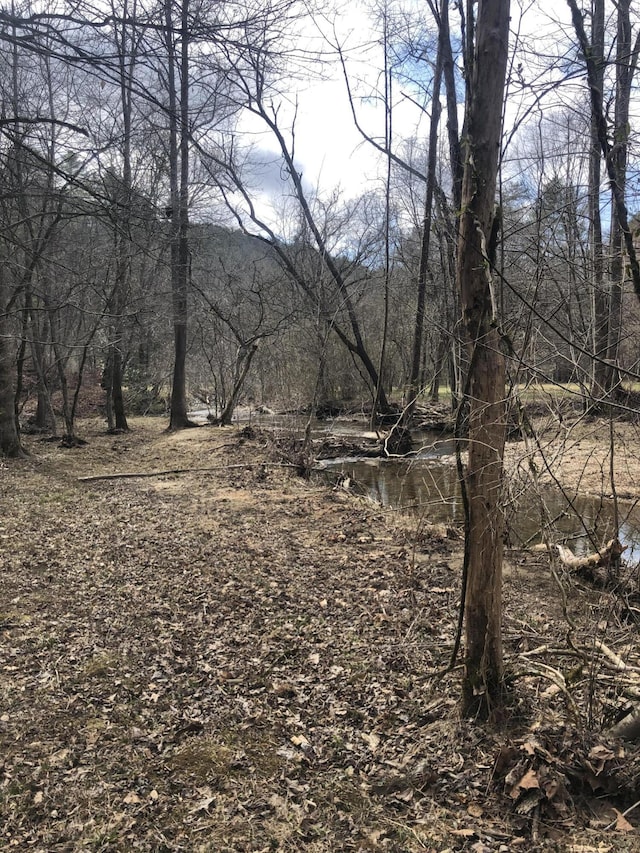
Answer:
[168,738,234,778]
[168,728,281,783]
[34,487,77,507]
[82,652,121,679]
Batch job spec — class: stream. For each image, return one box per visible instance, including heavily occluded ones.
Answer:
[318,451,640,561]
[193,408,640,562]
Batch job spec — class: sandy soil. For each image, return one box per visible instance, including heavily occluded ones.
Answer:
[1,417,640,852]
[504,413,640,500]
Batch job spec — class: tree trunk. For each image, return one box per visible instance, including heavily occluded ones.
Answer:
[568,0,640,309]
[604,0,635,397]
[29,315,57,434]
[587,0,607,399]
[404,30,443,422]
[104,345,128,432]
[0,285,24,456]
[111,347,128,431]
[219,343,258,426]
[457,0,510,720]
[166,0,195,430]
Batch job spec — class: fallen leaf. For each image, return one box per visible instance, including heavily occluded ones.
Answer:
[518,768,540,791]
[48,748,69,766]
[191,794,215,813]
[614,809,634,832]
[467,803,483,817]
[569,846,612,852]
[361,731,380,752]
[275,746,298,761]
[284,777,308,796]
[367,828,384,845]
[123,791,142,804]
[393,787,413,802]
[588,744,615,774]
[507,764,539,799]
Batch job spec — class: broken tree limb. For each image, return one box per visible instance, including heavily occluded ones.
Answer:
[555,538,626,572]
[608,704,640,740]
[594,639,628,672]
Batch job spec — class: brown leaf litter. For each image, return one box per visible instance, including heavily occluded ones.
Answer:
[1,417,640,851]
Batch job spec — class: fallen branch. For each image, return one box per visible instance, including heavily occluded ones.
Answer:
[594,639,628,672]
[555,538,626,572]
[608,704,640,740]
[512,660,581,722]
[78,463,300,482]
[604,797,640,829]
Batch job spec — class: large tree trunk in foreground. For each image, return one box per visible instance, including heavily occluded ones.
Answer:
[0,306,24,457]
[458,0,510,720]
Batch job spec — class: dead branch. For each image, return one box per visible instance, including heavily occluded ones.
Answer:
[78,463,299,482]
[555,538,625,572]
[608,704,640,740]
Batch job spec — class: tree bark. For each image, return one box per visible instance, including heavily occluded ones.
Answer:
[458,0,510,720]
[0,278,24,456]
[166,0,195,430]
[404,28,443,421]
[219,343,258,426]
[568,0,640,308]
[589,0,608,399]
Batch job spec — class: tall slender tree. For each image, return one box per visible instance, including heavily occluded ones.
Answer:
[164,0,195,429]
[457,0,511,719]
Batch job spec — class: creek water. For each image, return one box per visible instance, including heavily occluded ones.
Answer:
[193,409,640,562]
[317,429,640,562]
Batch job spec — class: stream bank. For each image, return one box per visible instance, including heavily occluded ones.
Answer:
[209,405,640,564]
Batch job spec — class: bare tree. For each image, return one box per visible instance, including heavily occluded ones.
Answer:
[0,272,24,456]
[457,0,511,720]
[568,0,640,377]
[163,0,195,429]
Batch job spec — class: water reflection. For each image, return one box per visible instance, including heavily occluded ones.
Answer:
[318,455,640,563]
[191,408,640,564]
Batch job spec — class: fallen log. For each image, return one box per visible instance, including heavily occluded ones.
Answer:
[556,538,626,571]
[555,538,626,589]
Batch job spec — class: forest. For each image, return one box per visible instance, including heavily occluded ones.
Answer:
[3,0,640,850]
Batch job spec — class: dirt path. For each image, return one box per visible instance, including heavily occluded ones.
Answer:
[1,418,639,851]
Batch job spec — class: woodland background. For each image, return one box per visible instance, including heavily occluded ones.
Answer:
[1,0,639,445]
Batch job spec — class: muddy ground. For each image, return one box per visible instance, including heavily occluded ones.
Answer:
[1,416,640,852]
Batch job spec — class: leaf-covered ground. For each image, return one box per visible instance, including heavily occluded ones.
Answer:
[1,418,640,852]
